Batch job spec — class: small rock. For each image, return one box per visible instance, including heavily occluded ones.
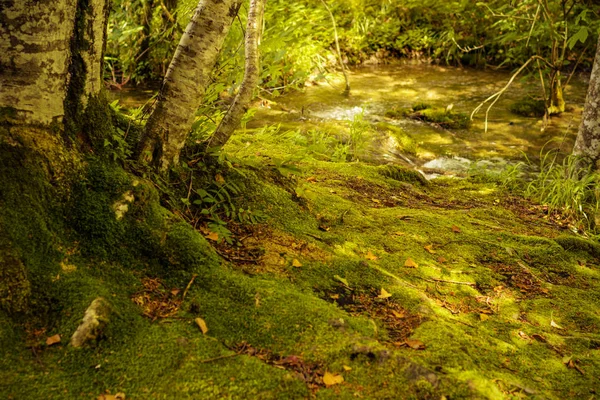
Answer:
[71,297,110,347]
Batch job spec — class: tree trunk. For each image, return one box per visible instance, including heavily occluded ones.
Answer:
[0,0,108,127]
[573,34,600,167]
[137,0,242,171]
[208,0,266,149]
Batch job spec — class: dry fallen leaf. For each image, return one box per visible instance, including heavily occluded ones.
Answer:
[292,259,303,268]
[205,231,219,241]
[518,331,532,341]
[377,288,392,299]
[46,334,61,346]
[371,198,381,203]
[531,334,547,343]
[424,245,436,254]
[365,251,379,261]
[214,174,225,185]
[451,225,461,233]
[405,339,426,350]
[342,365,352,371]
[437,256,447,263]
[97,393,126,400]
[391,310,405,319]
[330,294,340,300]
[334,275,350,287]
[404,257,418,268]
[323,371,344,386]
[393,231,406,236]
[550,319,564,329]
[195,318,209,334]
[479,314,489,321]
[171,289,181,296]
[306,176,317,183]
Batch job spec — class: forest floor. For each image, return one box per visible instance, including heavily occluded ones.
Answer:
[2,124,600,399]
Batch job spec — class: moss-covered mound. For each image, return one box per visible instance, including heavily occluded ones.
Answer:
[385,103,471,129]
[509,98,546,118]
[1,123,600,399]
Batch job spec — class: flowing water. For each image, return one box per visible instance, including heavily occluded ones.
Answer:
[111,62,588,177]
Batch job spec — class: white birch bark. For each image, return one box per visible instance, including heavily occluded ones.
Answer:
[0,0,109,125]
[139,0,242,171]
[0,0,78,125]
[573,34,600,167]
[208,0,266,149]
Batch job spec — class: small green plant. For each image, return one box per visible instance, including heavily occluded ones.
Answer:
[523,151,600,232]
[348,109,370,160]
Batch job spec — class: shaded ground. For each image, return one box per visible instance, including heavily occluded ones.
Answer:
[2,120,600,399]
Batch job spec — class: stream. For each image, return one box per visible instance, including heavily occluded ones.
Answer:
[111,62,588,178]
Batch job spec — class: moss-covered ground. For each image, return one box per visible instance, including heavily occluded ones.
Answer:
[1,123,600,399]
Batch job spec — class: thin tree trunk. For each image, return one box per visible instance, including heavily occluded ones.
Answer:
[320,0,350,95]
[0,0,109,127]
[208,0,266,149]
[138,0,242,171]
[573,34,600,167]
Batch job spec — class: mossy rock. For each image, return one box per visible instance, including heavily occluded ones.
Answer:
[413,107,471,129]
[555,235,600,259]
[377,164,427,185]
[163,222,220,272]
[509,98,546,118]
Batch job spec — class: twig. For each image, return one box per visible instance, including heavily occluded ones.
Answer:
[182,274,198,301]
[471,56,550,132]
[526,5,541,48]
[425,277,476,286]
[199,353,239,363]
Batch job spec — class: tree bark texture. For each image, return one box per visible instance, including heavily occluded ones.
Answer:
[209,0,266,149]
[573,34,600,166]
[138,0,242,171]
[0,0,108,127]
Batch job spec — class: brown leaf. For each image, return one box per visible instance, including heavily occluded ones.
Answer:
[518,331,532,341]
[323,371,344,386]
[404,257,418,268]
[365,251,379,261]
[306,176,317,183]
[393,231,405,236]
[205,231,219,241]
[479,314,490,321]
[437,256,447,263]
[170,289,181,296]
[97,393,126,400]
[377,288,392,299]
[195,318,209,334]
[405,339,426,350]
[531,334,547,343]
[292,259,303,268]
[371,198,381,204]
[391,310,405,319]
[424,245,436,254]
[451,225,461,233]
[46,334,61,346]
[215,174,225,185]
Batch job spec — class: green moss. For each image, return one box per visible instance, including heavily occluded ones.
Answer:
[377,164,427,185]
[0,245,30,313]
[555,235,600,258]
[0,107,17,124]
[509,98,546,118]
[418,107,471,129]
[164,222,220,272]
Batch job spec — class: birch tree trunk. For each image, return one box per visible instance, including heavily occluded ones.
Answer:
[208,0,266,149]
[138,0,242,171]
[573,34,600,168]
[0,0,109,127]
